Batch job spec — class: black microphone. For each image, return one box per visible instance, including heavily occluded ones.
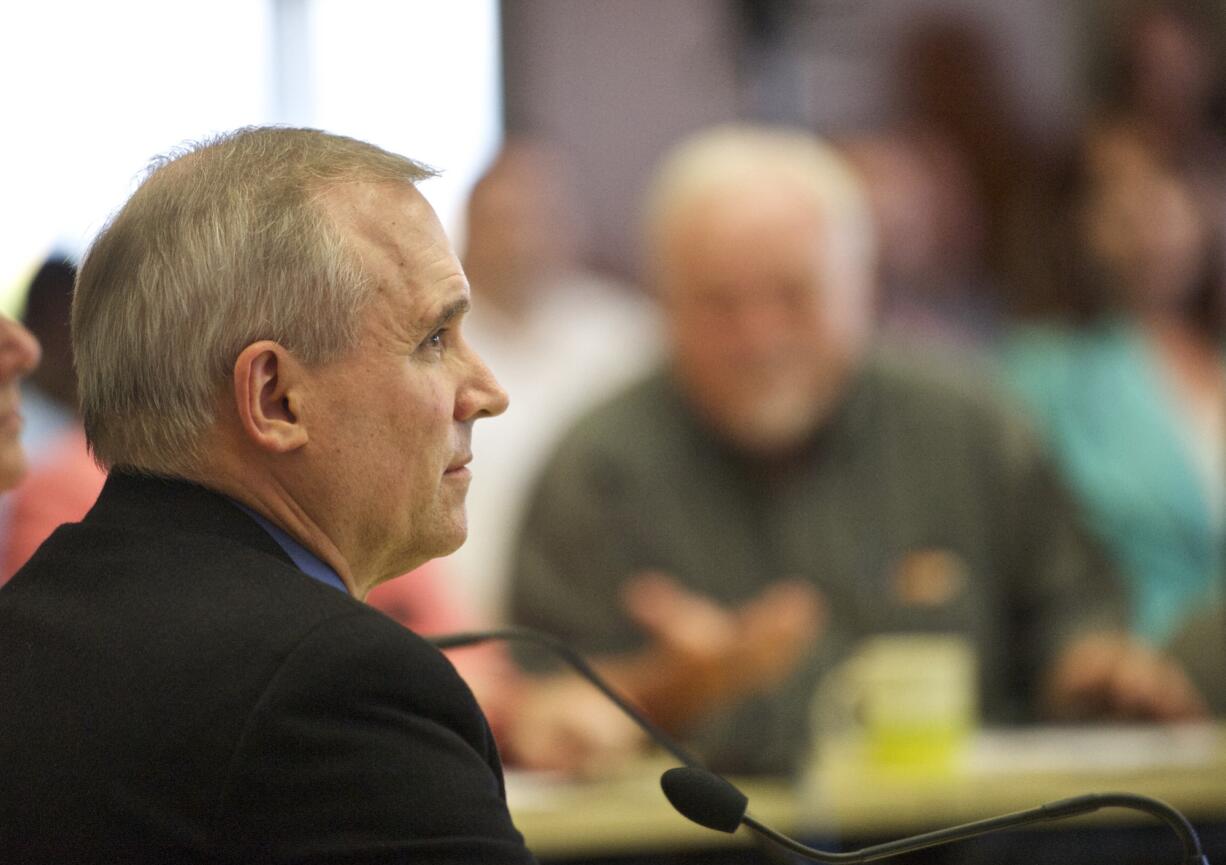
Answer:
[430,627,1210,865]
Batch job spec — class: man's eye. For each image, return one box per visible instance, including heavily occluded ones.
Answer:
[424,329,447,350]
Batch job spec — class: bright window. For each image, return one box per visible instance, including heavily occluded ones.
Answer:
[311,1,503,241]
[0,0,501,309]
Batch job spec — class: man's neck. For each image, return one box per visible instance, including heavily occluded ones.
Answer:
[191,467,363,597]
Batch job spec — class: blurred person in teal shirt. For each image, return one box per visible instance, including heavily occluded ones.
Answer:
[1002,127,1225,647]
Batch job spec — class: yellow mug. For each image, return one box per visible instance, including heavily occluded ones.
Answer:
[817,633,978,774]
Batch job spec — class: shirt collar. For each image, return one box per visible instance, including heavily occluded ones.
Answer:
[233,502,348,594]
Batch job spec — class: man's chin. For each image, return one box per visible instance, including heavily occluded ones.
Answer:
[419,518,469,566]
[715,403,825,455]
[435,526,468,560]
[725,427,814,457]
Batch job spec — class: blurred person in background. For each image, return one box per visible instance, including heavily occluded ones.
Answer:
[17,257,77,437]
[0,315,42,491]
[841,132,999,349]
[445,138,661,622]
[1002,128,1225,649]
[506,126,1206,777]
[893,11,1057,319]
[1091,0,1226,216]
[1016,0,1226,321]
[0,256,105,583]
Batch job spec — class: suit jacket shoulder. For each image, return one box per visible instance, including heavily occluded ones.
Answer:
[0,473,534,865]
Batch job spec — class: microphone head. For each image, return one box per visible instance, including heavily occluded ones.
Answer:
[660,766,748,834]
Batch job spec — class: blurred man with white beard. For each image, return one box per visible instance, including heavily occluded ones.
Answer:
[507,126,1205,776]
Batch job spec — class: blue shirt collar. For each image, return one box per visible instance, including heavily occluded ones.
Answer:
[233,502,348,594]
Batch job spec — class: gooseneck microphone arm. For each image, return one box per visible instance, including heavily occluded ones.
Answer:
[430,627,1209,865]
[429,625,705,768]
[739,785,1207,864]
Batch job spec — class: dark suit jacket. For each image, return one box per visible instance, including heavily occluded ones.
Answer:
[0,473,536,864]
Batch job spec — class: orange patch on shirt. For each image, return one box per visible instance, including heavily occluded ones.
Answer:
[891,549,967,607]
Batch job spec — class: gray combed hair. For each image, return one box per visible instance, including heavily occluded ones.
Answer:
[72,126,436,476]
[642,124,876,289]
[641,124,878,349]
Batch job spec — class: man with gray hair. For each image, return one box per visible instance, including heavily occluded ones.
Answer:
[507,125,1206,776]
[0,128,535,864]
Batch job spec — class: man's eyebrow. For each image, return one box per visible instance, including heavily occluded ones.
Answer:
[426,297,471,331]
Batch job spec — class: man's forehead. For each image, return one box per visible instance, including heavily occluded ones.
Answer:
[328,181,459,281]
[666,181,818,255]
[322,180,437,249]
[318,181,467,327]
[670,189,825,265]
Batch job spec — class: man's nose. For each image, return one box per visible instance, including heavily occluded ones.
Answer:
[729,295,795,352]
[456,347,509,422]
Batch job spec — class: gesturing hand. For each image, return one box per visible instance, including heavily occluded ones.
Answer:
[615,571,825,730]
[1042,632,1208,722]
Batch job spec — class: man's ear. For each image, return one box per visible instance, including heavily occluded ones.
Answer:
[232,341,310,454]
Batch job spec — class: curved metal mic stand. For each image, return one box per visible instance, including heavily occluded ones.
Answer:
[432,627,1210,865]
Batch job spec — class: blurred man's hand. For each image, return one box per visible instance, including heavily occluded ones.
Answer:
[505,571,823,776]
[503,673,647,777]
[610,571,824,732]
[1042,632,1208,722]
[621,571,825,715]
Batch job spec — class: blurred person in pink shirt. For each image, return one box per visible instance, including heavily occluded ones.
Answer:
[0,257,103,585]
